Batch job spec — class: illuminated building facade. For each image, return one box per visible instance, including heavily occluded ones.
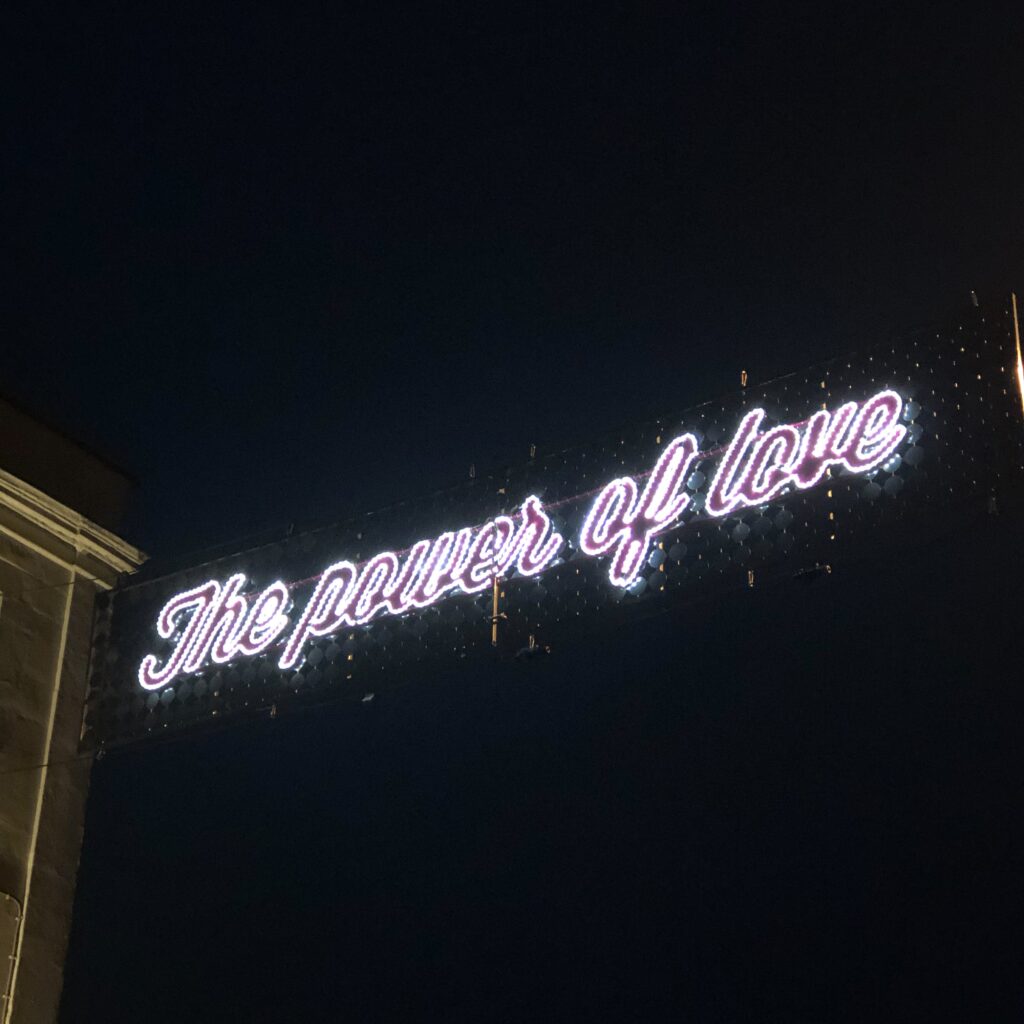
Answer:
[0,397,142,1024]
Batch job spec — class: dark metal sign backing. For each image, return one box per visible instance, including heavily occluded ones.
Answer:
[84,299,1024,748]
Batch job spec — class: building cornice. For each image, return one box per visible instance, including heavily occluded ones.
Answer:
[0,467,145,585]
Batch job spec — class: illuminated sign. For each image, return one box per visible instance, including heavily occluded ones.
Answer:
[137,389,907,690]
[84,299,1024,749]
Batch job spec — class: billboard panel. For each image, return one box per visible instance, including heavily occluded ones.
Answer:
[83,300,1024,748]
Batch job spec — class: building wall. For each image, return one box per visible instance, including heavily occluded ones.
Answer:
[0,467,142,1024]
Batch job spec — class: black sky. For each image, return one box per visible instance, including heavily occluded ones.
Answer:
[5,4,1022,558]
[3,3,1024,1021]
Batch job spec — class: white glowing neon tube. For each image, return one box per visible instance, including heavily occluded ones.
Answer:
[138,387,907,688]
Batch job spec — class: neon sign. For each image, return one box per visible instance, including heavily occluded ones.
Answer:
[138,388,907,690]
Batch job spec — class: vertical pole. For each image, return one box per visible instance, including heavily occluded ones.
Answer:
[491,576,500,647]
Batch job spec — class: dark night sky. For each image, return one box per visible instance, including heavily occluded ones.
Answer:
[3,3,1024,1021]
[5,4,1022,559]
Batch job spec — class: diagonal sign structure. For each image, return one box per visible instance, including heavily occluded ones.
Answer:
[84,297,1024,749]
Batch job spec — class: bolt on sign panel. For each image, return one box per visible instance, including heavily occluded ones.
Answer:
[83,300,1024,748]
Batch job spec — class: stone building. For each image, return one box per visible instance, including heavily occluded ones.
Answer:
[0,396,143,1023]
